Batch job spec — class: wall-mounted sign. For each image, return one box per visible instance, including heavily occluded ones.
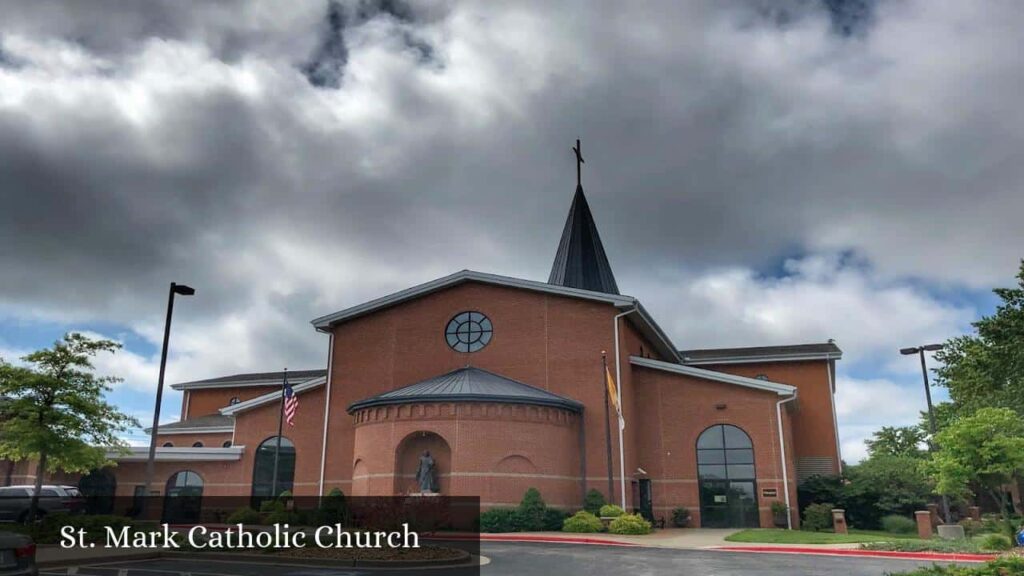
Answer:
[762,488,778,498]
[714,495,727,503]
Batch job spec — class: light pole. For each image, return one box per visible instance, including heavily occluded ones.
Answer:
[901,343,949,523]
[142,282,195,512]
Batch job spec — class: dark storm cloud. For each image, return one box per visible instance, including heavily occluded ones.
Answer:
[0,0,1020,382]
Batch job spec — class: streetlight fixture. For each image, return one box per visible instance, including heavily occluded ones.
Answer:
[901,343,949,523]
[142,282,195,513]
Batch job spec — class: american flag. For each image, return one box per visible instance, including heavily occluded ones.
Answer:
[283,378,299,427]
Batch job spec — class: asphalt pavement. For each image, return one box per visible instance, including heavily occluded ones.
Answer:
[38,541,963,576]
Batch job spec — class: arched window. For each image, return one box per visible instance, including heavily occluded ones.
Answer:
[696,424,758,528]
[222,440,232,448]
[192,441,204,448]
[251,436,295,504]
[162,442,174,447]
[162,470,203,524]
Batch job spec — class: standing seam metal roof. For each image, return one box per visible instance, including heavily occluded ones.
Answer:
[347,366,583,413]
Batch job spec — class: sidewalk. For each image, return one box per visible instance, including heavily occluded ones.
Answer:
[475,528,860,550]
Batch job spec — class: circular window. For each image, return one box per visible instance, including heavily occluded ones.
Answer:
[445,311,493,353]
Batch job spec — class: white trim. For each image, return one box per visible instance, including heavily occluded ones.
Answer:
[154,426,233,435]
[777,393,798,529]
[827,360,842,474]
[108,446,244,462]
[630,356,797,395]
[171,377,318,391]
[310,269,682,363]
[318,333,335,497]
[681,352,842,366]
[219,376,326,416]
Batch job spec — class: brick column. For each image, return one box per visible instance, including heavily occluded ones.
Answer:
[916,511,933,539]
[969,506,981,521]
[927,503,940,526]
[831,509,848,534]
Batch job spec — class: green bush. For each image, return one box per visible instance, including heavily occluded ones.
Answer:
[885,557,1024,575]
[671,507,690,528]
[979,533,1012,552]
[584,489,606,515]
[259,499,284,514]
[480,508,520,533]
[881,514,917,534]
[608,513,652,535]
[599,504,625,518]
[562,511,603,533]
[12,514,139,545]
[316,488,349,526]
[958,518,984,537]
[802,502,834,532]
[226,507,260,525]
[517,488,548,531]
[543,508,568,531]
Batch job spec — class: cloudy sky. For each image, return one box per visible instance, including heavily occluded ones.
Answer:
[1,0,1021,461]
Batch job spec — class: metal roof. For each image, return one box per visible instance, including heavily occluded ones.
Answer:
[679,342,843,365]
[146,414,234,435]
[171,369,326,391]
[548,184,619,294]
[347,366,583,414]
[630,356,797,396]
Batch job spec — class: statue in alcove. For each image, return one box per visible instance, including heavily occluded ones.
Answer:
[416,450,437,493]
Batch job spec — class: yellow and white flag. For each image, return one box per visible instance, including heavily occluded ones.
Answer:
[606,366,625,431]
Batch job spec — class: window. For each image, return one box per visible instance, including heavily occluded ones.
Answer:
[192,441,204,448]
[222,440,232,448]
[163,470,204,524]
[697,424,755,481]
[162,442,174,447]
[445,311,493,353]
[251,436,295,504]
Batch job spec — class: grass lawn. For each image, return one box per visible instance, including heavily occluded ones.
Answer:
[724,528,923,545]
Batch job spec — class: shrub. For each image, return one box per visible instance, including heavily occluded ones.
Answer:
[671,507,690,528]
[609,513,652,535]
[599,504,625,518]
[562,511,603,533]
[480,508,520,533]
[584,489,606,515]
[959,518,984,537]
[517,488,548,531]
[802,502,835,532]
[316,488,349,526]
[259,499,284,514]
[226,507,260,525]
[543,508,568,531]
[878,557,1024,575]
[979,533,1012,552]
[881,515,917,534]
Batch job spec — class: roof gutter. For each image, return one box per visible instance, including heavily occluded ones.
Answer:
[777,391,798,530]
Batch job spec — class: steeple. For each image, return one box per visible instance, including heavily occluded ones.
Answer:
[548,139,620,295]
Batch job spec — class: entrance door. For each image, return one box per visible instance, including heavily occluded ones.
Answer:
[696,425,759,528]
[637,479,654,522]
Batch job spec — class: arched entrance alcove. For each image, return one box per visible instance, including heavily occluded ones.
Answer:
[394,431,451,495]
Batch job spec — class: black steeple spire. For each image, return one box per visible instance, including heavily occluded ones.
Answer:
[547,139,620,295]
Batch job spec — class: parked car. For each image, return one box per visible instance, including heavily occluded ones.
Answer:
[0,486,85,523]
[0,531,37,576]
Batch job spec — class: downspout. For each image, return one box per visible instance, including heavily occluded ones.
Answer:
[318,332,335,497]
[613,305,636,510]
[827,359,842,474]
[776,391,798,530]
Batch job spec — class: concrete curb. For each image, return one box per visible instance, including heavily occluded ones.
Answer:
[163,549,472,568]
[713,546,995,563]
[436,533,639,547]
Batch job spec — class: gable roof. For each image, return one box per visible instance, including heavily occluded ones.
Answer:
[171,369,327,391]
[146,414,233,435]
[219,374,327,416]
[630,356,796,396]
[679,342,842,365]
[347,366,583,413]
[548,185,619,294]
[310,269,681,362]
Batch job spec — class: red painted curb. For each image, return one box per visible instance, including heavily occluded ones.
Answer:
[714,546,994,563]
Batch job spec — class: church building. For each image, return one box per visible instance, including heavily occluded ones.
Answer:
[9,149,843,529]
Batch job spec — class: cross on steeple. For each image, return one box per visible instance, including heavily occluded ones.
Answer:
[572,138,584,187]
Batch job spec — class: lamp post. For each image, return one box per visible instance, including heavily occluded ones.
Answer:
[142,282,195,512]
[901,343,949,523]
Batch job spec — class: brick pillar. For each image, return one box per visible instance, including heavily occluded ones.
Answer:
[916,511,933,539]
[831,509,848,534]
[927,503,940,526]
[969,506,981,521]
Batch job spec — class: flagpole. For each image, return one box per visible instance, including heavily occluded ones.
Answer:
[602,353,614,502]
[613,308,634,510]
[271,368,287,499]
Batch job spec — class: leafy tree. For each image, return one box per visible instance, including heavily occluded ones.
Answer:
[865,426,927,459]
[933,261,1024,417]
[925,407,1024,522]
[0,333,138,522]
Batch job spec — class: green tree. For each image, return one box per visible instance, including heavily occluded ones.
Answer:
[844,454,933,527]
[865,426,926,459]
[934,261,1024,417]
[0,333,138,522]
[925,407,1024,522]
